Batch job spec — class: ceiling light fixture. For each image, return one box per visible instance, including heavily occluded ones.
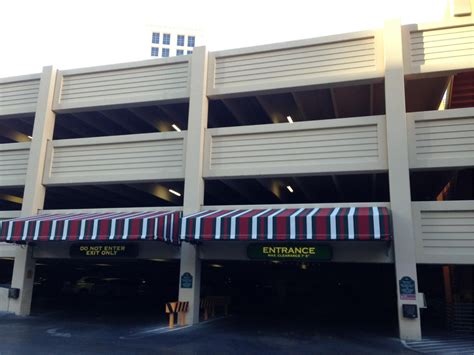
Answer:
[286,185,294,193]
[27,136,33,139]
[172,124,181,132]
[169,189,181,197]
[286,116,294,123]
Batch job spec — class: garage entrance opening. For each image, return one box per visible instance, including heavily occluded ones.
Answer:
[0,258,13,287]
[32,259,179,322]
[202,261,397,332]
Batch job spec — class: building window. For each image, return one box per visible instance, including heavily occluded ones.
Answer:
[187,36,195,47]
[177,35,185,46]
[176,49,184,56]
[151,47,159,56]
[187,50,193,55]
[152,32,160,44]
[163,33,171,45]
[162,48,170,57]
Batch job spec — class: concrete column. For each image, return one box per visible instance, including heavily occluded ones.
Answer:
[9,66,57,316]
[179,47,208,325]
[384,20,422,341]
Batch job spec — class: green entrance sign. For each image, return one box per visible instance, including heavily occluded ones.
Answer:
[247,243,332,261]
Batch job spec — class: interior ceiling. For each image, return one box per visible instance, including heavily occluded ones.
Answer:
[0,116,35,144]
[0,187,24,211]
[405,76,450,112]
[43,182,184,210]
[209,83,386,127]
[204,174,390,206]
[54,103,190,139]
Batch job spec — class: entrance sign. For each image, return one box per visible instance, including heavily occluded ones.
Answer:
[247,243,332,261]
[399,276,416,300]
[181,272,193,288]
[70,243,138,258]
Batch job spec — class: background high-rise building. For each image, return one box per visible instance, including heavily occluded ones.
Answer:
[148,26,203,58]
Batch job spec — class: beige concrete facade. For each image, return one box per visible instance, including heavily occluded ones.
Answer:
[0,11,473,340]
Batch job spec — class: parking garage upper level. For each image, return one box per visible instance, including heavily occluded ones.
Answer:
[0,18,472,190]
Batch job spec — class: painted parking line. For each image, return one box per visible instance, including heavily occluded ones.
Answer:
[121,315,230,339]
[46,328,72,338]
[403,336,474,355]
[120,325,170,339]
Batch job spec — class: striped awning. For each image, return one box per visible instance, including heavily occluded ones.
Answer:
[0,211,181,244]
[180,207,392,241]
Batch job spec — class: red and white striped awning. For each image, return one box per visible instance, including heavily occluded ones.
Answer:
[0,211,181,244]
[180,207,392,242]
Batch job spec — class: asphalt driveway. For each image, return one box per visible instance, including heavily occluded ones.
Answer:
[0,311,416,355]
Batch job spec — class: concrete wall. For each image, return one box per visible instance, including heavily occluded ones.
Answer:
[204,115,387,178]
[43,132,186,185]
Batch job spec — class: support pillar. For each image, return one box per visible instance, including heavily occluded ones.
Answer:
[383,20,422,341]
[179,47,208,325]
[9,66,57,316]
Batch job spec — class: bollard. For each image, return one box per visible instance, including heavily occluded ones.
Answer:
[165,301,189,329]
[200,296,231,320]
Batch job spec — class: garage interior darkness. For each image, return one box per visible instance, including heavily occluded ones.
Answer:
[30,259,179,319]
[200,260,398,329]
[0,255,468,334]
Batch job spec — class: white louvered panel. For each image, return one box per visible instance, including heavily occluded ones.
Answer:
[0,143,31,187]
[412,110,474,168]
[46,134,186,185]
[419,209,474,260]
[0,77,40,116]
[206,116,387,177]
[409,23,474,72]
[213,36,377,90]
[56,61,190,110]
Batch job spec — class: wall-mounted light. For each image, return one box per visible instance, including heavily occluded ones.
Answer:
[27,136,32,139]
[286,185,294,193]
[172,124,181,132]
[169,189,181,197]
[286,116,294,123]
